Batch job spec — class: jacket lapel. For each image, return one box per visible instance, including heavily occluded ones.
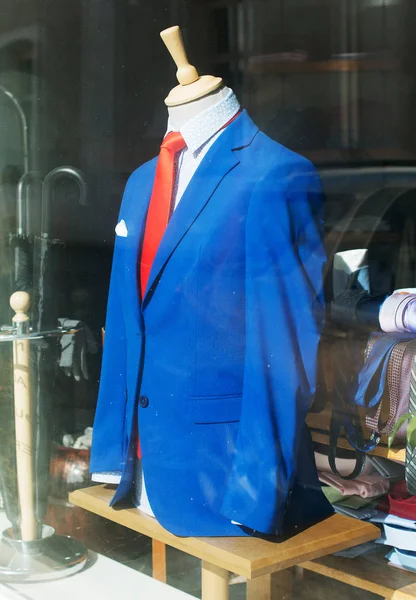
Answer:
[142,110,259,305]
[121,160,156,327]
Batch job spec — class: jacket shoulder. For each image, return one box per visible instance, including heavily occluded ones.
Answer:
[252,131,317,180]
[125,156,158,190]
[118,157,157,217]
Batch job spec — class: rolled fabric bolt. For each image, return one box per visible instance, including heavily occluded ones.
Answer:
[403,297,416,333]
[379,292,416,333]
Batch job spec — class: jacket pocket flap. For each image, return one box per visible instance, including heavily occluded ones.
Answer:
[189,395,242,424]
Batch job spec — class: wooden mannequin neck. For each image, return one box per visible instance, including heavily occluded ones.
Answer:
[167,85,229,130]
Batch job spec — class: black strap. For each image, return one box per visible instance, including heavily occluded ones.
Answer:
[329,336,381,479]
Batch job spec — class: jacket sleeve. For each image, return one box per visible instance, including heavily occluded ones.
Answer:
[220,160,326,534]
[90,192,131,475]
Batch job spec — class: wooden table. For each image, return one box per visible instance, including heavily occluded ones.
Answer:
[69,484,379,600]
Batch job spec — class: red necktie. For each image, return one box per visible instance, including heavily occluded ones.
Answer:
[140,131,187,299]
[137,132,186,459]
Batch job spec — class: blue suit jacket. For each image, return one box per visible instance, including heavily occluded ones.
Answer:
[91,110,332,537]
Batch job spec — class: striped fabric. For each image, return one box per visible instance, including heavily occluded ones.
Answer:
[407,359,416,494]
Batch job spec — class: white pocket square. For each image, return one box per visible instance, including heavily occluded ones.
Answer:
[115,219,128,237]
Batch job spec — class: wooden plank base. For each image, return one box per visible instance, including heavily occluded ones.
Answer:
[69,485,380,580]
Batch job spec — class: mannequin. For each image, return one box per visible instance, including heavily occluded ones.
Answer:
[91,25,333,538]
[92,28,241,518]
[134,29,241,518]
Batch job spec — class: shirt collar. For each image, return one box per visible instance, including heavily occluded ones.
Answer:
[166,87,240,155]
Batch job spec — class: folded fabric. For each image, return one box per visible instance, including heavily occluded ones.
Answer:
[321,486,346,505]
[315,451,375,477]
[387,548,416,573]
[337,494,382,510]
[377,523,416,552]
[367,455,405,480]
[333,504,377,520]
[370,509,416,530]
[382,480,416,521]
[319,471,391,498]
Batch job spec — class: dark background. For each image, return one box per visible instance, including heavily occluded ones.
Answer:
[0,0,415,436]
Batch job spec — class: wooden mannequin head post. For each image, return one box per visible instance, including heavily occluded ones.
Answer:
[160,26,223,107]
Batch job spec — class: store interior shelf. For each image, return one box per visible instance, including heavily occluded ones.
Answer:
[300,545,416,600]
[303,147,416,164]
[246,59,400,75]
[307,409,406,464]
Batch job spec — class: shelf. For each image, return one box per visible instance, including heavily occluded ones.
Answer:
[246,58,400,75]
[307,409,406,463]
[310,429,406,463]
[300,546,416,600]
[303,147,416,165]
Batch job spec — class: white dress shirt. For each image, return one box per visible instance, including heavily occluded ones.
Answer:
[93,88,240,518]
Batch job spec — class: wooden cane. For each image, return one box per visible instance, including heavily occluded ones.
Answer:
[10,291,37,541]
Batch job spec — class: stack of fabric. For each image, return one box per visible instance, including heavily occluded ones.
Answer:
[371,481,416,572]
[316,450,416,571]
[315,450,400,520]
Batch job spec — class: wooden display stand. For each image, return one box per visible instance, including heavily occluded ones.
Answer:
[69,485,379,600]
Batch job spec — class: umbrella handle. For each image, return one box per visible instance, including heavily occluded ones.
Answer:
[17,171,42,236]
[41,166,87,237]
[10,291,37,541]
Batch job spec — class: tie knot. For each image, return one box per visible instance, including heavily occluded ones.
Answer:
[161,131,186,154]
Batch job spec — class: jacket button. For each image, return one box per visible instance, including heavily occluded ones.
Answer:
[139,395,149,408]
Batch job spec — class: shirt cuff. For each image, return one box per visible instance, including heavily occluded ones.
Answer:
[91,471,122,484]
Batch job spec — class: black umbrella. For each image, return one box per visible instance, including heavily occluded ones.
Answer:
[9,171,42,294]
[31,166,87,534]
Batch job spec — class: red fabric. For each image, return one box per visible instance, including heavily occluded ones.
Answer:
[377,481,416,520]
[137,132,185,459]
[140,131,187,299]
[388,481,416,520]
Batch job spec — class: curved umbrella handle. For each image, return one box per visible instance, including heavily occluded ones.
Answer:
[41,166,87,238]
[17,171,42,236]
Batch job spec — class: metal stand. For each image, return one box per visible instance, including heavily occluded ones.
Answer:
[0,525,87,581]
[0,292,88,581]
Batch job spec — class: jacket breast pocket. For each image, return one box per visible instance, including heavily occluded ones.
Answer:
[189,394,242,424]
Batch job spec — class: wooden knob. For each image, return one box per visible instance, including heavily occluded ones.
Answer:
[160,26,199,86]
[10,291,30,323]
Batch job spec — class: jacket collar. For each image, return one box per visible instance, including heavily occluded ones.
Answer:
[166,88,241,155]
